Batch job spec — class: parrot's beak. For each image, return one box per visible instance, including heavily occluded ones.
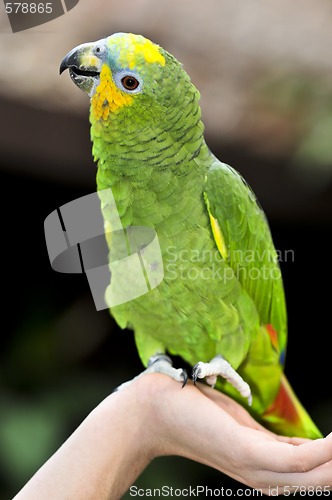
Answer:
[60,41,105,96]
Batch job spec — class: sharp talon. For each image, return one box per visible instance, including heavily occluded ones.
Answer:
[192,364,200,386]
[181,370,188,388]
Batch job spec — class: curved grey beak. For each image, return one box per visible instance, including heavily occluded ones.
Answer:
[60,42,102,95]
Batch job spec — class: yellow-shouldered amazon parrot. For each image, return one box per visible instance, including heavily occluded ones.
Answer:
[60,33,321,438]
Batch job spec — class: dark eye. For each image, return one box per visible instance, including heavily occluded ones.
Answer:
[94,44,105,57]
[121,75,140,91]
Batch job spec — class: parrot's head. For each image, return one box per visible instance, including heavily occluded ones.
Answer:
[60,32,200,127]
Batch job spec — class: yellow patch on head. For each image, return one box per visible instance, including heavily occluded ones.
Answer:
[91,64,133,121]
[116,33,165,69]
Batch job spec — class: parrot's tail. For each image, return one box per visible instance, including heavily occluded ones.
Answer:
[262,374,322,439]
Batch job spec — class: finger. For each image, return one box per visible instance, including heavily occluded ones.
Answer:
[275,435,311,445]
[254,432,332,473]
[278,461,332,489]
[253,461,332,492]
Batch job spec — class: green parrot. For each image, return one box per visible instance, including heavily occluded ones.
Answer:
[60,32,321,438]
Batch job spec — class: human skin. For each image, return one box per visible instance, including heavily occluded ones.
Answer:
[14,374,332,499]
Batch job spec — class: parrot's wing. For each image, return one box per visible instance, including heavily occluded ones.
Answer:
[203,156,287,360]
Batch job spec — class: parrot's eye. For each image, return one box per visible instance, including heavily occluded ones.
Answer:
[121,75,140,91]
[94,44,106,57]
[115,70,142,94]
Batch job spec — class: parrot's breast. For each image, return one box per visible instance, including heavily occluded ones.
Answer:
[105,169,258,371]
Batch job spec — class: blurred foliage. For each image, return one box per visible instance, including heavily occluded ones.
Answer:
[0,293,116,497]
[254,72,332,186]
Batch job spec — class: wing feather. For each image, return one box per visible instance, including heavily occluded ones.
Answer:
[203,157,287,358]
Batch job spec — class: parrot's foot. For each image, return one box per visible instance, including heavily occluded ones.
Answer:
[192,355,252,406]
[116,354,188,391]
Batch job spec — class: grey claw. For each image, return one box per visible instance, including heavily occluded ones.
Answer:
[192,364,200,386]
[181,370,188,388]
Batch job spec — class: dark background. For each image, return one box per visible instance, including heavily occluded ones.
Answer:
[1,1,332,498]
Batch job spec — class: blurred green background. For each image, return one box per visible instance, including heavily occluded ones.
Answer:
[1,0,332,498]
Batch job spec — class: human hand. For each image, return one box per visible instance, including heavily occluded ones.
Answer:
[14,372,332,499]
[143,374,332,495]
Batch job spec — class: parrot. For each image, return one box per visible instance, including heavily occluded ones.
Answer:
[60,32,321,438]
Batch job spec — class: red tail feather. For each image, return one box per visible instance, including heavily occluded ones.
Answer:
[263,374,322,438]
